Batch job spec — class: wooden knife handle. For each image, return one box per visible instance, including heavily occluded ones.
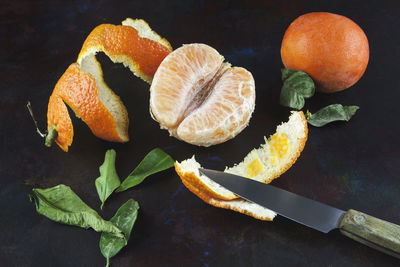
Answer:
[339,209,400,259]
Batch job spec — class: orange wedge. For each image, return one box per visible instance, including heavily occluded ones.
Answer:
[47,18,172,151]
[175,111,308,220]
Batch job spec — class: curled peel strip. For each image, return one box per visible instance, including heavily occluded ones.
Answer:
[47,18,172,151]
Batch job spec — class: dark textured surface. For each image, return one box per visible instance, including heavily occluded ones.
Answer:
[1,0,400,266]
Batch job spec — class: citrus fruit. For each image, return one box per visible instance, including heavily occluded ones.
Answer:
[150,43,256,146]
[47,19,172,151]
[175,111,308,220]
[281,12,369,93]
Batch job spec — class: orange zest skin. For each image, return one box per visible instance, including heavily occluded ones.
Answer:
[174,111,308,201]
[47,63,121,152]
[175,163,274,221]
[78,24,171,82]
[47,91,72,152]
[47,19,172,151]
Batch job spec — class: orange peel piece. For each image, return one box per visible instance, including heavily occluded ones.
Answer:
[175,111,308,220]
[47,18,172,151]
[78,18,172,83]
[175,161,277,221]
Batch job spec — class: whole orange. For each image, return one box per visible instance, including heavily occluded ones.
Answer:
[281,12,369,93]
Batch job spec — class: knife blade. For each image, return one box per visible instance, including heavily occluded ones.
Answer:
[199,168,400,259]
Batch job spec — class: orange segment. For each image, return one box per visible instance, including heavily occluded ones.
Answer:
[150,44,224,129]
[177,66,255,146]
[47,18,172,151]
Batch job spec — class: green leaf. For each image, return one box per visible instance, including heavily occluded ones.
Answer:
[95,149,121,209]
[307,104,359,127]
[116,148,174,192]
[100,199,139,267]
[281,68,296,81]
[280,68,315,110]
[30,184,124,239]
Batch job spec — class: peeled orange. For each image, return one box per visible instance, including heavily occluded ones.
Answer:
[175,111,308,220]
[150,43,256,146]
[47,19,172,151]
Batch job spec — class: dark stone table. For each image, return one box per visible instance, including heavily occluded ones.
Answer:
[1,0,400,266]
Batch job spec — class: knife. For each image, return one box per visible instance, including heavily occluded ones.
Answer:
[199,168,400,259]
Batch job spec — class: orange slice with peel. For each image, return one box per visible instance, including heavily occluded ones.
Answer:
[175,111,308,220]
[47,18,172,151]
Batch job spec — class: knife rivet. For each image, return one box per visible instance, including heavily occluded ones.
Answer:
[354,214,365,224]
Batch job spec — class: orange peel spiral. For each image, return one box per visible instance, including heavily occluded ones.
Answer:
[47,18,172,151]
